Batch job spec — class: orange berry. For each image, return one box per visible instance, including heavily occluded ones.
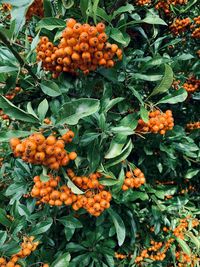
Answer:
[71,52,80,61]
[88,26,98,36]
[98,33,107,42]
[67,18,77,28]
[80,32,89,42]
[73,23,82,33]
[96,22,105,33]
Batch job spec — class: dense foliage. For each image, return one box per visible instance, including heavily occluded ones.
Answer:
[0,0,199,267]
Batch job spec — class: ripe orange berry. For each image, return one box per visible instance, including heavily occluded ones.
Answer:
[88,26,98,36]
[98,33,107,42]
[80,32,89,42]
[67,18,77,28]
[22,248,31,256]
[96,22,105,33]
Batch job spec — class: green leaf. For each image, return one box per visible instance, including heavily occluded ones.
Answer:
[99,178,118,186]
[36,18,66,31]
[157,88,188,104]
[62,169,84,195]
[142,14,167,26]
[1,241,21,257]
[93,0,100,24]
[0,96,39,123]
[57,99,100,125]
[87,140,101,173]
[43,0,53,17]
[0,0,33,7]
[58,215,83,229]
[62,0,74,9]
[150,64,173,96]
[0,66,19,73]
[185,169,199,179]
[128,86,144,105]
[51,252,71,267]
[110,28,128,46]
[105,139,133,168]
[112,4,134,19]
[176,237,191,256]
[30,218,53,236]
[134,73,162,81]
[0,209,12,227]
[186,232,200,251]
[122,191,149,202]
[140,106,149,123]
[40,80,62,97]
[107,208,126,246]
[105,135,127,159]
[80,0,89,18]
[103,97,124,112]
[0,231,7,246]
[0,130,30,142]
[112,167,125,194]
[110,126,134,136]
[37,99,49,121]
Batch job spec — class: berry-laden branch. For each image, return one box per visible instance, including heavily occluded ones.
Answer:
[0,31,40,82]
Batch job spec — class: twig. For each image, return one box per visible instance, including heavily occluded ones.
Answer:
[0,31,40,82]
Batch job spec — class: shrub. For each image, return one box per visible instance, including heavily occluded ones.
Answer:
[0,0,199,266]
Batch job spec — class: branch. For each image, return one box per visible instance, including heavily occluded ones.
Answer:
[0,31,40,82]
[109,0,127,13]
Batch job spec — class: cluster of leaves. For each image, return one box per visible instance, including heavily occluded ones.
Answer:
[0,0,199,266]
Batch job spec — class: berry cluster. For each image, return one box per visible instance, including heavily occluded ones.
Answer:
[170,18,191,35]
[135,239,173,263]
[30,171,112,217]
[26,0,44,21]
[175,251,199,267]
[122,168,146,191]
[67,169,112,217]
[31,174,76,206]
[137,110,174,135]
[183,76,200,93]
[135,0,151,5]
[10,131,77,170]
[186,122,200,131]
[190,16,200,39]
[0,236,39,267]
[155,0,187,14]
[36,19,123,77]
[5,87,21,101]
[115,252,129,260]
[136,217,199,265]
